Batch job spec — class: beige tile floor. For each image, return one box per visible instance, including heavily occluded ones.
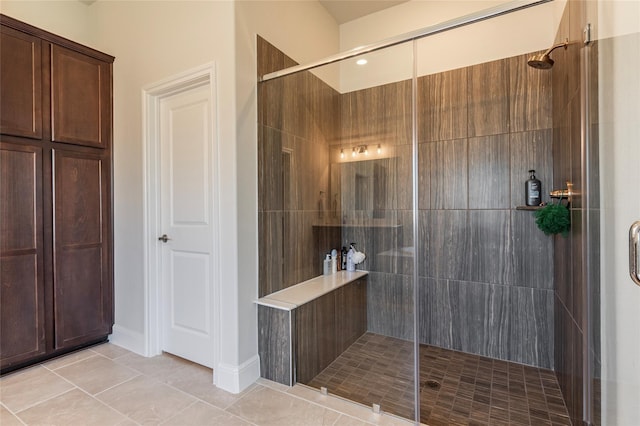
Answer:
[0,343,414,426]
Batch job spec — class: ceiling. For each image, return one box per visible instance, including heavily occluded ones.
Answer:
[319,0,410,24]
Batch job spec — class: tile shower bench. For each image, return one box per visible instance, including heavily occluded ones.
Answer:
[256,271,368,386]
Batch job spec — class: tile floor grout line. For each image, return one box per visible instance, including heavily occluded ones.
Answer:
[40,353,100,372]
[91,373,143,397]
[0,401,28,426]
[11,387,77,416]
[44,365,144,426]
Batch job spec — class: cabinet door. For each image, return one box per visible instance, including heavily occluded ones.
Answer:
[52,149,112,349]
[0,26,42,139]
[50,45,111,148]
[0,143,46,368]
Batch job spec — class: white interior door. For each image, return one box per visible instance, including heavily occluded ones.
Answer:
[158,82,215,368]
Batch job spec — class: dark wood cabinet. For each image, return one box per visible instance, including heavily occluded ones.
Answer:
[51,45,111,148]
[0,15,114,373]
[0,143,46,366]
[0,25,42,139]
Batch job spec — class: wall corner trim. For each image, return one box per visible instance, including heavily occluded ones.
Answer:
[214,355,261,394]
[109,325,147,356]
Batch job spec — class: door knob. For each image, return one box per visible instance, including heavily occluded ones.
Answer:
[158,234,171,243]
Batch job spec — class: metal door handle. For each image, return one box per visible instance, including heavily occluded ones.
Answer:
[630,221,640,286]
[158,234,171,243]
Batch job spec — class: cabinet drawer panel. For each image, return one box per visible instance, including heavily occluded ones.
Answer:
[51,45,111,148]
[54,153,103,246]
[0,254,46,367]
[0,145,41,252]
[0,26,42,139]
[55,246,109,347]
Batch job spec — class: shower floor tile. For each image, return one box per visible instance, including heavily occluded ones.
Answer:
[306,332,571,425]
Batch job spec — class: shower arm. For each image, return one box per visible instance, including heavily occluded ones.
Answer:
[543,39,569,56]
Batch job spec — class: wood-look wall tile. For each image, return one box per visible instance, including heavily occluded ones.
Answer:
[418,143,430,210]
[552,110,571,192]
[366,272,414,341]
[283,212,321,289]
[418,278,453,349]
[259,127,284,212]
[569,93,582,209]
[429,139,468,210]
[258,306,291,385]
[468,134,510,209]
[396,143,413,211]
[570,208,584,324]
[507,287,554,369]
[510,130,553,208]
[553,227,573,314]
[509,53,552,132]
[315,292,338,374]
[257,36,286,78]
[469,210,513,285]
[417,67,468,142]
[258,212,284,297]
[510,211,553,290]
[336,278,367,354]
[295,302,317,384]
[426,210,470,281]
[468,59,510,137]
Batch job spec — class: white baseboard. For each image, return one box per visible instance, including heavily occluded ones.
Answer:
[214,355,260,394]
[109,324,146,356]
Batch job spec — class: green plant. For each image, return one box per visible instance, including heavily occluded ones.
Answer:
[534,203,571,236]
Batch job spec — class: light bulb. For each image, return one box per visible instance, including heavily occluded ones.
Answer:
[352,148,356,157]
[356,58,368,66]
[340,148,344,159]
[377,144,381,154]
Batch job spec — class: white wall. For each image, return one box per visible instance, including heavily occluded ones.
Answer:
[0,0,95,46]
[597,2,640,424]
[338,0,567,92]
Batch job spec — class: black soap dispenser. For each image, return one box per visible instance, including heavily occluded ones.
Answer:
[525,169,542,206]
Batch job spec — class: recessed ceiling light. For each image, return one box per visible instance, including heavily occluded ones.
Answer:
[356,58,368,66]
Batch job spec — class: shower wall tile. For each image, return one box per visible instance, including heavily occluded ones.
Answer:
[258,212,284,297]
[509,52,553,132]
[418,143,431,210]
[396,143,414,211]
[258,306,291,385]
[257,36,287,78]
[507,286,554,369]
[429,139,468,209]
[469,210,513,285]
[420,279,553,369]
[554,295,584,425]
[425,210,470,281]
[341,81,411,145]
[570,208,584,326]
[510,211,553,290]
[417,67,468,142]
[259,126,284,212]
[468,134,510,209]
[418,278,453,349]
[468,59,510,137]
[420,279,553,368]
[569,93,583,209]
[366,272,414,341]
[509,130,553,208]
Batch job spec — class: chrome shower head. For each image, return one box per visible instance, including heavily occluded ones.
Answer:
[527,39,569,70]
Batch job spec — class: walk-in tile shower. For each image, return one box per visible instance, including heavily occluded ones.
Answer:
[257,1,601,424]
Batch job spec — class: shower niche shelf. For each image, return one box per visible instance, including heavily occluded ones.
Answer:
[516,205,545,211]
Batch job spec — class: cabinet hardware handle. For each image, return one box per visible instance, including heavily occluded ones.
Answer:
[630,221,640,287]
